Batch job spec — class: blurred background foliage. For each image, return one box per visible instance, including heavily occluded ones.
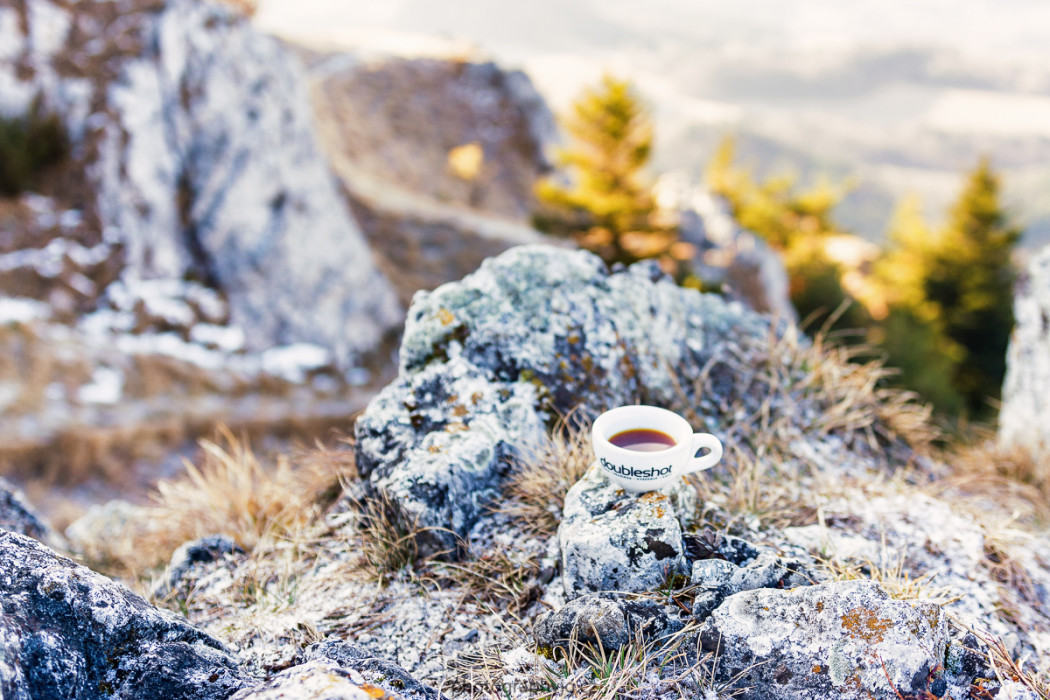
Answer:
[0,99,69,197]
[537,75,1021,425]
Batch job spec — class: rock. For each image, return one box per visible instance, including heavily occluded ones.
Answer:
[699,580,948,699]
[558,464,695,599]
[654,174,795,321]
[0,530,248,699]
[690,552,813,620]
[230,660,391,700]
[0,477,62,548]
[0,0,400,361]
[356,245,770,556]
[64,499,157,565]
[356,356,548,557]
[302,641,447,700]
[154,534,245,600]
[533,593,683,654]
[231,642,447,700]
[1000,246,1050,451]
[308,55,556,221]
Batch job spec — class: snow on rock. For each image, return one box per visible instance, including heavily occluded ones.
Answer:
[1000,245,1050,452]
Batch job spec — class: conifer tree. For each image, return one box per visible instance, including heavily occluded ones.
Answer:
[534,75,668,267]
[925,158,1020,415]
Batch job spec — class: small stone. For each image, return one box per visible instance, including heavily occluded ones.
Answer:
[533,593,682,653]
[153,534,245,600]
[690,558,738,620]
[559,465,694,599]
[303,641,447,700]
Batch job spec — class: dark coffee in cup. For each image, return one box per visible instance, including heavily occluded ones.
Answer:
[609,428,676,452]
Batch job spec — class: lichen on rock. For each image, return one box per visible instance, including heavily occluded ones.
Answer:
[558,464,695,599]
[0,530,248,699]
[699,579,948,699]
[356,244,770,556]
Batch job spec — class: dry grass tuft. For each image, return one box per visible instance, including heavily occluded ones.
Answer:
[150,426,347,551]
[432,547,542,613]
[676,326,936,456]
[969,629,1050,700]
[536,623,743,700]
[818,538,959,606]
[79,427,353,582]
[351,492,432,584]
[670,325,936,534]
[933,435,1050,523]
[499,412,594,537]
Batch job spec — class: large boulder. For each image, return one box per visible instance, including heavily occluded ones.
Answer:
[355,245,771,556]
[699,580,948,699]
[1000,246,1050,451]
[0,530,249,699]
[0,0,400,360]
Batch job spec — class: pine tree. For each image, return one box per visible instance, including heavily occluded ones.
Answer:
[874,196,965,415]
[534,75,670,267]
[925,158,1020,416]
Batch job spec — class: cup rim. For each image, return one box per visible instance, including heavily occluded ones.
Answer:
[592,405,691,457]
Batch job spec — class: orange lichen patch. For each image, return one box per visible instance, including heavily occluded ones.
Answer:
[812,665,823,674]
[470,391,483,405]
[427,445,442,454]
[359,684,387,698]
[840,607,893,644]
[446,394,459,403]
[437,308,455,326]
[446,421,469,433]
[816,601,824,612]
[639,492,669,504]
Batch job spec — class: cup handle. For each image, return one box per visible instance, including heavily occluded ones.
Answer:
[678,433,723,475]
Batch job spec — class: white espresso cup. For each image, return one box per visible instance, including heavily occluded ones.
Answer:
[592,405,723,492]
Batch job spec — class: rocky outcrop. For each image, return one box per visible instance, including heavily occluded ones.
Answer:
[700,580,948,699]
[0,0,401,473]
[304,51,559,307]
[355,244,771,556]
[1000,246,1050,451]
[0,530,248,699]
[307,55,556,222]
[558,465,695,599]
[0,0,399,359]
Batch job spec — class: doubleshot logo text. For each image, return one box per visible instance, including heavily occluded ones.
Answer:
[599,457,672,480]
